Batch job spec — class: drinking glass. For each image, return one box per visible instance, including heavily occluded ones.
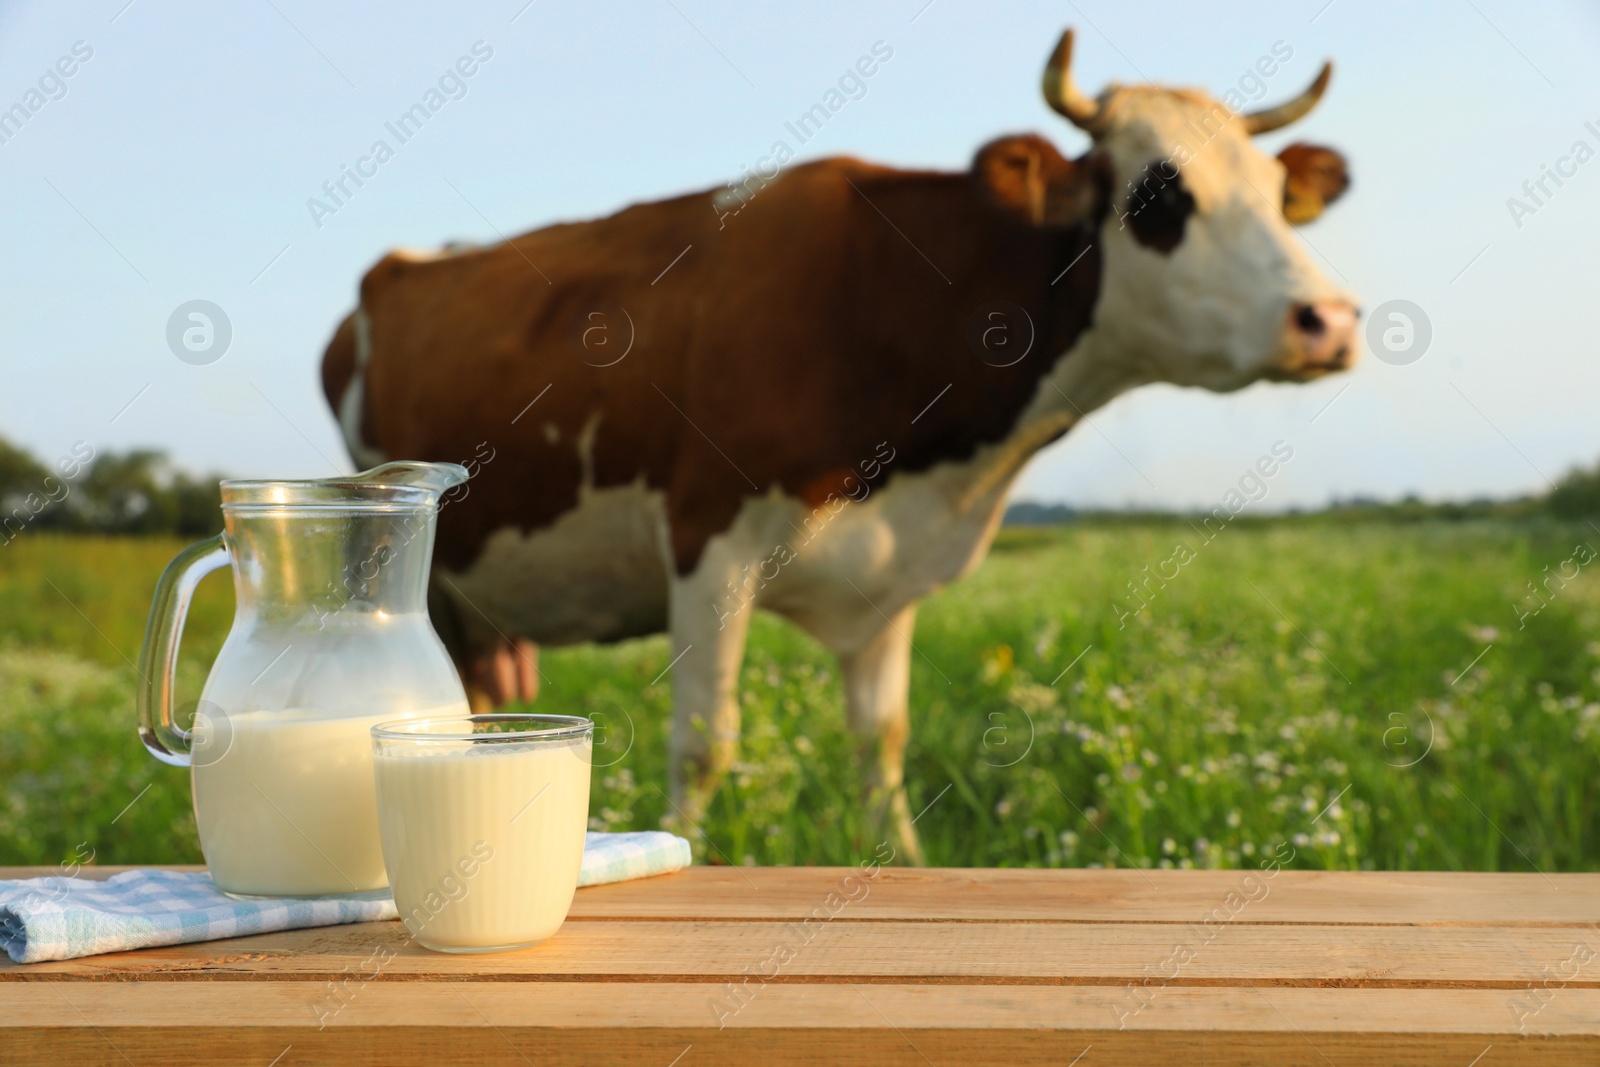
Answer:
[371,714,593,952]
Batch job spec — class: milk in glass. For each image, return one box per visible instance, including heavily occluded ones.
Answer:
[374,732,592,951]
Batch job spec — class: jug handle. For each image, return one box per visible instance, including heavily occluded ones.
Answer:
[137,533,230,767]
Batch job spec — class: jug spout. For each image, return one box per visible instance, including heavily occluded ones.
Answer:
[345,461,469,497]
[216,461,469,511]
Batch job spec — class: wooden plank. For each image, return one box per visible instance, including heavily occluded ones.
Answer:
[8,918,1600,989]
[5,867,1596,1063]
[564,867,1600,926]
[3,982,1596,1065]
[6,865,1600,925]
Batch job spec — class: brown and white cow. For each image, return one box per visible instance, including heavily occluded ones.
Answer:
[322,30,1358,862]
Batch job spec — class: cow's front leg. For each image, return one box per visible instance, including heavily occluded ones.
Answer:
[838,604,925,866]
[665,545,754,839]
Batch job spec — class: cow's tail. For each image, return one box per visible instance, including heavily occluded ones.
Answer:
[320,306,384,469]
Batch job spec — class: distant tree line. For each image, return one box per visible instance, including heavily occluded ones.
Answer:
[1005,460,1600,525]
[0,435,224,542]
[3,432,1596,540]
[1547,462,1600,519]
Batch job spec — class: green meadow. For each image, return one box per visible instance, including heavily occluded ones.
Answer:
[2,518,1597,872]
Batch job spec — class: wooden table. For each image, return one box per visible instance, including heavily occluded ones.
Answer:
[3,865,1598,1064]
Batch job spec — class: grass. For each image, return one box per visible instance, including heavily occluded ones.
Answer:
[2,519,1597,872]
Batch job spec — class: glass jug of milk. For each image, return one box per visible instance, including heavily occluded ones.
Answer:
[137,461,472,898]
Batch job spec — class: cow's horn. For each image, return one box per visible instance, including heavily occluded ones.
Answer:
[1241,62,1333,135]
[1041,29,1102,130]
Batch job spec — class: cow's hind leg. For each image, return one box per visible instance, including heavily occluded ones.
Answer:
[466,639,540,712]
[838,604,924,866]
[665,546,754,842]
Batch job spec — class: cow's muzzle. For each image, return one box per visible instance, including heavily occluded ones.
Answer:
[1277,300,1359,379]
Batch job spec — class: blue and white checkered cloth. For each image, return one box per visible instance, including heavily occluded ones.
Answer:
[0,830,690,964]
[575,830,691,888]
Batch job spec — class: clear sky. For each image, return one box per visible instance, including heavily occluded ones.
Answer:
[2,0,1597,511]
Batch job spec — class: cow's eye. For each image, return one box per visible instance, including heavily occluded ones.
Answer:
[1123,159,1195,254]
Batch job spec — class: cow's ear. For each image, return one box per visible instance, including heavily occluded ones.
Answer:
[1278,142,1349,224]
[973,134,1107,227]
